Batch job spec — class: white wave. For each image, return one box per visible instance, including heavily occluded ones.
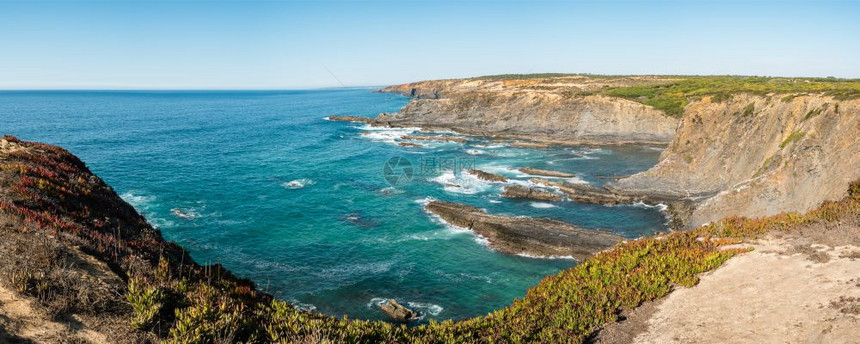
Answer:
[322,116,331,120]
[472,144,504,149]
[572,147,611,155]
[355,124,421,145]
[428,170,494,195]
[367,297,389,309]
[563,176,590,184]
[632,201,668,212]
[367,298,444,318]
[414,196,436,206]
[408,234,431,241]
[488,199,502,204]
[516,252,578,260]
[290,300,317,312]
[357,124,422,132]
[422,129,458,135]
[464,149,486,155]
[513,171,590,185]
[476,163,526,179]
[377,186,404,196]
[406,302,444,317]
[421,207,473,236]
[171,208,201,220]
[148,217,176,229]
[377,230,460,244]
[120,191,156,209]
[459,272,494,284]
[120,191,175,229]
[473,235,491,247]
[529,202,557,209]
[283,178,315,189]
[491,150,530,158]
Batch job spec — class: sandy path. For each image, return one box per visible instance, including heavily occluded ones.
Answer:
[631,238,860,344]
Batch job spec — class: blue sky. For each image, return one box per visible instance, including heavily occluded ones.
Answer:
[1,0,858,89]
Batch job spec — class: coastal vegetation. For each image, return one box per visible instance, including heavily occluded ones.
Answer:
[463,74,860,117]
[2,136,858,343]
[602,76,860,117]
[780,130,805,149]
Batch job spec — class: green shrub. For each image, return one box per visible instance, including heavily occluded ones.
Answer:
[127,277,164,329]
[780,130,805,148]
[742,103,755,116]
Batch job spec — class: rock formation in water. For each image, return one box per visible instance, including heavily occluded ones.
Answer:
[501,185,563,202]
[467,169,508,182]
[378,299,418,323]
[424,200,622,259]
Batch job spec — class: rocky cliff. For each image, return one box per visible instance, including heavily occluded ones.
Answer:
[377,76,860,228]
[378,77,679,144]
[614,94,860,227]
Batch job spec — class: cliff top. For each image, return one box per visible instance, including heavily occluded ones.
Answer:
[382,75,860,117]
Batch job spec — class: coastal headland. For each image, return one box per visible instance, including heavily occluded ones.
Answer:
[2,74,859,343]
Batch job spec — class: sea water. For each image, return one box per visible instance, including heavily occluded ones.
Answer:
[0,89,666,321]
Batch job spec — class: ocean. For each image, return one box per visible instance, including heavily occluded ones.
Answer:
[0,89,666,322]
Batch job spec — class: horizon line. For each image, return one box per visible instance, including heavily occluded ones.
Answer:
[2,73,859,91]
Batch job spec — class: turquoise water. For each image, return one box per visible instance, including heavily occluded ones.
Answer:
[0,89,666,322]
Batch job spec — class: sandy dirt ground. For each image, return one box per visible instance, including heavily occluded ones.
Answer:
[596,218,860,344]
[0,284,108,344]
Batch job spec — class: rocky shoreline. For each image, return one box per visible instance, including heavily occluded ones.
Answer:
[424,200,622,259]
[371,76,860,230]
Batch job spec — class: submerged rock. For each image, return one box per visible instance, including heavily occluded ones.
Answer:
[398,142,424,148]
[501,185,562,202]
[342,212,378,228]
[424,201,621,259]
[519,168,576,178]
[467,169,508,182]
[379,299,418,323]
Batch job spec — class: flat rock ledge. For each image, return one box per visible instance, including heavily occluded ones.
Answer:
[531,178,638,204]
[379,299,419,323]
[519,168,576,178]
[425,201,621,259]
[501,185,562,202]
[327,115,376,124]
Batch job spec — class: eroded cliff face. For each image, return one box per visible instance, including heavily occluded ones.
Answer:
[614,95,860,227]
[379,77,858,229]
[379,78,679,144]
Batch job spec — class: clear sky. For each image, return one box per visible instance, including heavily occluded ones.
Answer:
[1,0,858,89]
